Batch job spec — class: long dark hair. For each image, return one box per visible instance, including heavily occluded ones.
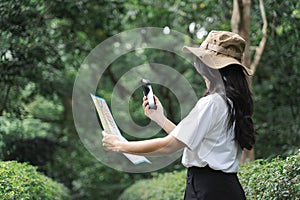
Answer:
[195,58,256,150]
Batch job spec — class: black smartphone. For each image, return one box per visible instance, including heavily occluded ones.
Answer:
[141,78,157,109]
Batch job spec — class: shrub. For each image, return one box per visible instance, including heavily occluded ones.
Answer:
[118,170,186,200]
[239,151,300,200]
[119,150,300,200]
[0,161,70,200]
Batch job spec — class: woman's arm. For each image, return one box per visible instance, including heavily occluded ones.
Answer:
[143,96,176,134]
[102,95,183,156]
[102,131,186,156]
[160,118,176,134]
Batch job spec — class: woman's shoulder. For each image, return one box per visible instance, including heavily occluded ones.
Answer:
[196,93,227,111]
[198,93,225,104]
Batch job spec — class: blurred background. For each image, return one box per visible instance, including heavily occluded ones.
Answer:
[0,0,299,199]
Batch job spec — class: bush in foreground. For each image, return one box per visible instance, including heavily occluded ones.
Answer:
[119,150,300,200]
[0,161,70,200]
[240,151,300,199]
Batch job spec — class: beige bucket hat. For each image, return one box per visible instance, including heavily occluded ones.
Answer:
[183,30,253,75]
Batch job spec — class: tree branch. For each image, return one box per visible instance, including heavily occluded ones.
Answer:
[250,0,268,73]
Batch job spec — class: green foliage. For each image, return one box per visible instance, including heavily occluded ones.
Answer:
[45,144,145,200]
[0,117,56,159]
[0,93,63,170]
[0,161,70,200]
[119,151,300,200]
[1,0,300,199]
[118,170,186,200]
[239,151,300,200]
[252,0,300,158]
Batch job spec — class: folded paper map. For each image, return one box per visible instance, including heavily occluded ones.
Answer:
[90,94,151,165]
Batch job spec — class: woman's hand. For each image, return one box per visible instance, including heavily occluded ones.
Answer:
[102,131,123,152]
[142,95,166,127]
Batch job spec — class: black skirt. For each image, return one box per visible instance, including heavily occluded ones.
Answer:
[184,166,246,200]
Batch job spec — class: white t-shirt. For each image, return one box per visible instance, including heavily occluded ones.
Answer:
[170,93,242,173]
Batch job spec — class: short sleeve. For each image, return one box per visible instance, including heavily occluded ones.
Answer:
[170,96,217,151]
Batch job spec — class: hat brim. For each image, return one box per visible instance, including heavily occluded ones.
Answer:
[183,46,253,76]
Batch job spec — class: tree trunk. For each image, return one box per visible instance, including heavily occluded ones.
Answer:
[231,0,268,164]
[231,0,252,70]
[231,0,254,163]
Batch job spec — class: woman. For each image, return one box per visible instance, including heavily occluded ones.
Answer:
[102,30,256,200]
